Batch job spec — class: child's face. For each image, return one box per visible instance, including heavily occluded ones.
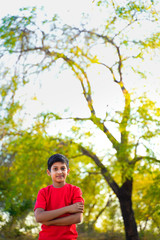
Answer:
[47,162,70,187]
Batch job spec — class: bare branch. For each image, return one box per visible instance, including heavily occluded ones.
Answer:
[98,62,118,83]
[112,14,138,40]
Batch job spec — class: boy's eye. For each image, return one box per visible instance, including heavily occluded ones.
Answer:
[53,167,66,171]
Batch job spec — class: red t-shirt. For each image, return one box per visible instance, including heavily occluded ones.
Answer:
[34,183,84,240]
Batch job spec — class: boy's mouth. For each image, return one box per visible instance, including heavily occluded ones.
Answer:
[57,175,64,178]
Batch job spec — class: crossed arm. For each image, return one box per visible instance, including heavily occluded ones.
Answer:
[34,202,84,226]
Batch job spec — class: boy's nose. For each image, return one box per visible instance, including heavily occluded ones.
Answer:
[57,169,62,173]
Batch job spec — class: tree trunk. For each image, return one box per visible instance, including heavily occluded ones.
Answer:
[80,147,139,239]
[118,179,139,240]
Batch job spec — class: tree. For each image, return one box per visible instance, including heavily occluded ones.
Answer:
[133,168,160,234]
[0,71,107,237]
[0,117,107,237]
[0,1,160,239]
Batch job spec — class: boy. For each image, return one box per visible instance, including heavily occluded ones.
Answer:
[34,153,84,240]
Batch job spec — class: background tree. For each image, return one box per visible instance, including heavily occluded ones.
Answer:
[0,1,160,240]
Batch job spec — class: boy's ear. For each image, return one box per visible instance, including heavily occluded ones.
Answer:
[47,169,51,176]
[67,168,70,175]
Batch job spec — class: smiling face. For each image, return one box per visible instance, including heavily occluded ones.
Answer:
[47,161,70,188]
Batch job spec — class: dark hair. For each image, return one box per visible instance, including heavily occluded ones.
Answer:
[47,154,69,171]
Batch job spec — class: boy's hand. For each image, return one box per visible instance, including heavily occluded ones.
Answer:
[68,202,84,213]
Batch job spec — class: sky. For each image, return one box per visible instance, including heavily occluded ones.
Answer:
[0,0,93,20]
[0,0,113,153]
[1,0,160,154]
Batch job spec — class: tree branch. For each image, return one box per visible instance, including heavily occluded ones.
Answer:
[131,156,160,165]
[49,113,120,151]
[79,146,119,196]
[92,195,112,226]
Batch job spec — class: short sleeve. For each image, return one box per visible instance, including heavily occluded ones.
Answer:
[34,189,47,211]
[72,186,84,204]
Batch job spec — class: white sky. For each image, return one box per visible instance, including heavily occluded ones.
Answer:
[0,0,93,19]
